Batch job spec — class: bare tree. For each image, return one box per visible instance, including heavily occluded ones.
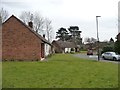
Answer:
[19,11,33,24]
[19,11,44,34]
[84,37,91,44]
[91,37,97,43]
[44,18,52,42]
[34,12,44,33]
[19,11,53,41]
[84,37,96,44]
[0,8,9,23]
[84,37,97,49]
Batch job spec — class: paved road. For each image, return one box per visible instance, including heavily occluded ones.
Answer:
[73,54,120,64]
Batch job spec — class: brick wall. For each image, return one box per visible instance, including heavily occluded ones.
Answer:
[2,16,43,61]
[117,33,120,41]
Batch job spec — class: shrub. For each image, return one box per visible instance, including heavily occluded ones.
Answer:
[71,48,74,51]
[114,40,120,54]
[70,48,75,54]
[101,45,114,54]
[70,51,75,54]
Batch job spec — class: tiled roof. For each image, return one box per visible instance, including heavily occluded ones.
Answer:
[2,15,51,45]
[53,40,77,48]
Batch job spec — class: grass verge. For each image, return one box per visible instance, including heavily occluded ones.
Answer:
[2,54,118,88]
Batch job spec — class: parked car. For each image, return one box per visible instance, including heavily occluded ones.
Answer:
[101,52,120,60]
[87,49,93,55]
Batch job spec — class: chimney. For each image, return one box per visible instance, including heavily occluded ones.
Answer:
[28,22,33,28]
[43,34,45,38]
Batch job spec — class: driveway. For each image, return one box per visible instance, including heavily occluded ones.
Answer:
[73,54,120,64]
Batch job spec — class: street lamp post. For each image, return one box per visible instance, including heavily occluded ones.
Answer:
[96,16,101,61]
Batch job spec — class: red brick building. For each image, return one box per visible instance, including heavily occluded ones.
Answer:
[2,15,51,61]
[117,33,120,41]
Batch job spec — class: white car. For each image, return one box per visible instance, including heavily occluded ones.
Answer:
[101,52,120,60]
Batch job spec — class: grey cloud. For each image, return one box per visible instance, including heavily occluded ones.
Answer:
[100,18,117,29]
[1,1,30,9]
[49,0,63,5]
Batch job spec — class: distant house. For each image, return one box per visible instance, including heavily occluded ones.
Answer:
[2,15,52,61]
[52,40,77,53]
[83,41,113,51]
[116,33,120,41]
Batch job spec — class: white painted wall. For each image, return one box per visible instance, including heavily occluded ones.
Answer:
[65,48,71,53]
[44,43,51,57]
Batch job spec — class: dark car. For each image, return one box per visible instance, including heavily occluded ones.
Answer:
[87,49,93,55]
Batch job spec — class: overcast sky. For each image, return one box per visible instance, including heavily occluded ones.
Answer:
[1,0,120,42]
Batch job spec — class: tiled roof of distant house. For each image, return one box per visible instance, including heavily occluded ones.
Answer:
[53,40,77,48]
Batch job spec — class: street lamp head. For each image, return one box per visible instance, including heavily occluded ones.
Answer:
[96,16,101,17]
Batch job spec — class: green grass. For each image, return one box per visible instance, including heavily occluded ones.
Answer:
[0,62,2,89]
[79,51,87,54]
[2,54,118,88]
[75,51,87,54]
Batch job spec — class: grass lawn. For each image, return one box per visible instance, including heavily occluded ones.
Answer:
[74,51,87,54]
[2,54,118,88]
[79,51,87,54]
[0,62,2,89]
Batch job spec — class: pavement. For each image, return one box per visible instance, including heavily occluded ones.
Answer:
[73,54,120,64]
